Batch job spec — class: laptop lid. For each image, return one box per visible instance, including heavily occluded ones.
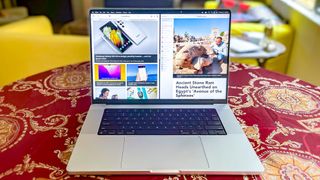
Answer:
[89,9,231,104]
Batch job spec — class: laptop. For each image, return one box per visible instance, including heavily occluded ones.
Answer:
[67,9,264,175]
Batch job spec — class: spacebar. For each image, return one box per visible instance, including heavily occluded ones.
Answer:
[134,130,180,135]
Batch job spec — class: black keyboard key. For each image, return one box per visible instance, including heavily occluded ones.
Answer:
[212,116,220,121]
[101,121,112,126]
[217,130,226,135]
[200,130,209,135]
[191,130,199,135]
[180,130,191,135]
[117,130,124,135]
[207,121,221,125]
[105,126,118,130]
[191,121,198,126]
[135,130,179,135]
[205,125,224,130]
[208,130,218,135]
[208,130,227,135]
[107,130,116,135]
[125,130,135,135]
[98,108,226,135]
[98,130,107,135]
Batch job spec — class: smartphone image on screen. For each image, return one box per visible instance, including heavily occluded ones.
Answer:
[115,20,147,45]
[99,21,132,53]
[136,65,148,81]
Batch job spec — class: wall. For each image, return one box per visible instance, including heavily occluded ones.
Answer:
[272,0,320,85]
[286,11,320,85]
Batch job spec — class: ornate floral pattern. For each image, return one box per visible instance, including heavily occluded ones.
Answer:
[54,137,77,165]
[29,114,70,138]
[256,86,320,116]
[0,154,66,179]
[0,117,20,150]
[244,77,320,118]
[9,63,91,109]
[0,62,319,180]
[45,63,91,90]
[0,115,27,152]
[262,152,320,180]
[298,118,320,134]
[47,70,90,90]
[163,175,208,180]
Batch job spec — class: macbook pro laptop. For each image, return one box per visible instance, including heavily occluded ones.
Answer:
[67,9,264,175]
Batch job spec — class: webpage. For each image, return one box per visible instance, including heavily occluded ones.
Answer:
[91,11,229,101]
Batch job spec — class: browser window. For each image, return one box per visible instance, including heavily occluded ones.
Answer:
[90,10,230,101]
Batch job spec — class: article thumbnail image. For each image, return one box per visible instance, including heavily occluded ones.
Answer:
[173,18,229,75]
[127,87,157,99]
[99,64,120,80]
[100,21,133,53]
[94,64,126,81]
[127,64,157,82]
[94,87,126,100]
[93,20,158,55]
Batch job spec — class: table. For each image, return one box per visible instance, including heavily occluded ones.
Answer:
[0,62,319,179]
[229,41,286,67]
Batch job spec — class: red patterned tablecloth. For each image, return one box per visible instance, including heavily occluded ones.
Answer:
[0,62,319,180]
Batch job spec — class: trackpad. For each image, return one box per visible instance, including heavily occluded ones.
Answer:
[122,136,208,169]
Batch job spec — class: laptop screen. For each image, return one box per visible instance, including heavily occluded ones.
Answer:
[90,9,231,104]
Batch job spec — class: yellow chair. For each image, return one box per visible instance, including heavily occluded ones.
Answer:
[204,1,294,73]
[0,16,90,86]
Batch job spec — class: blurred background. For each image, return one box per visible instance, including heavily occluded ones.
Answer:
[1,0,320,86]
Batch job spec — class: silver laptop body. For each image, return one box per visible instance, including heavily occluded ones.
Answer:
[67,9,264,175]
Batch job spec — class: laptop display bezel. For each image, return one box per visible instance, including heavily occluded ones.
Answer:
[89,9,231,105]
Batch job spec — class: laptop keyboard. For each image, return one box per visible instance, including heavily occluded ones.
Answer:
[98,108,226,135]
